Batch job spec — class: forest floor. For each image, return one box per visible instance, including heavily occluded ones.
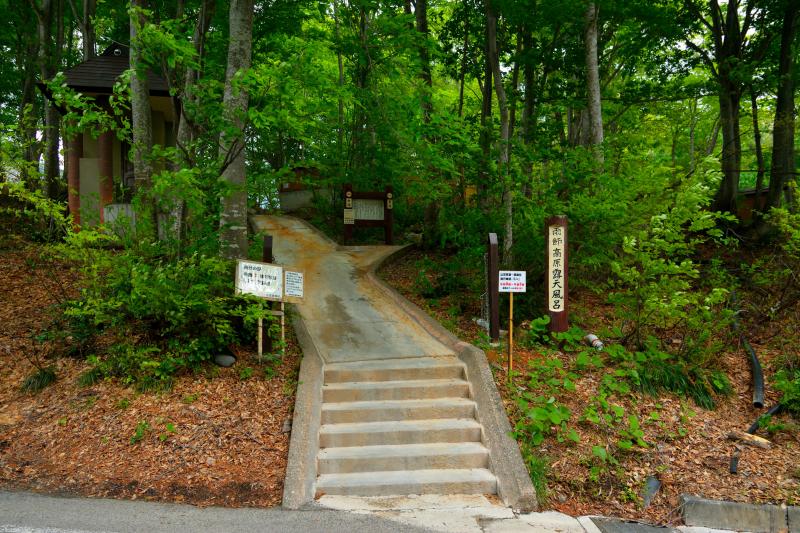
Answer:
[0,236,300,507]
[380,248,800,525]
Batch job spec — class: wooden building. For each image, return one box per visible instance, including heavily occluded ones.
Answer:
[40,44,175,228]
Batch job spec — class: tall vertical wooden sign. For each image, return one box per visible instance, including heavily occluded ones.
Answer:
[546,216,568,333]
[487,233,500,341]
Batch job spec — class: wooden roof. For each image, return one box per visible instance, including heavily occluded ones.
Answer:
[58,44,170,97]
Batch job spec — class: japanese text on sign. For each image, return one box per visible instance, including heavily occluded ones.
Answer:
[548,225,565,311]
[285,271,304,299]
[236,260,283,301]
[353,199,385,220]
[499,270,526,293]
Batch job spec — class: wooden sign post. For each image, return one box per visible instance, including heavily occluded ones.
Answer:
[343,184,394,244]
[487,233,500,342]
[236,260,285,358]
[499,270,526,381]
[546,216,568,333]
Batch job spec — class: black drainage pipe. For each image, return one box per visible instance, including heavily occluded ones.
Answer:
[730,293,765,408]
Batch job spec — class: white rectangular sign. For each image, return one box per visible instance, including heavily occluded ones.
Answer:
[353,198,385,220]
[236,260,283,301]
[343,208,354,225]
[548,225,565,311]
[285,271,304,299]
[499,270,526,293]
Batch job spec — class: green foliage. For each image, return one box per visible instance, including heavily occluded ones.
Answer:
[604,343,730,409]
[21,366,57,393]
[774,366,800,416]
[609,181,733,360]
[130,420,151,444]
[56,238,273,388]
[512,356,580,447]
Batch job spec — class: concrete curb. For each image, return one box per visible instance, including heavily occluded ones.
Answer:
[680,494,793,533]
[367,255,538,512]
[281,312,325,509]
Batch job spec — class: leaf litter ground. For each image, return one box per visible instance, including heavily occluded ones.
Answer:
[0,239,300,507]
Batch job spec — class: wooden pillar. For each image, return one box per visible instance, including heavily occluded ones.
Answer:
[66,132,83,230]
[487,233,500,341]
[343,183,353,244]
[98,128,115,223]
[384,186,393,245]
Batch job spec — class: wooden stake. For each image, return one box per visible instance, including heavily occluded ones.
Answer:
[508,293,514,382]
[280,301,285,349]
[258,304,263,359]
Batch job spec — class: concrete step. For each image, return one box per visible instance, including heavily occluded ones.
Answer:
[319,418,482,448]
[318,442,490,474]
[324,357,465,383]
[315,468,497,497]
[322,378,470,403]
[321,397,476,424]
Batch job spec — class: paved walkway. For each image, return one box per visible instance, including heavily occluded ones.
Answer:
[252,215,453,362]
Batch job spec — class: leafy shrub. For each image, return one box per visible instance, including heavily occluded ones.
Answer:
[58,235,271,388]
[609,182,733,361]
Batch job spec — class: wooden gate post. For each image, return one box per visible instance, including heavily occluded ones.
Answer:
[487,233,500,341]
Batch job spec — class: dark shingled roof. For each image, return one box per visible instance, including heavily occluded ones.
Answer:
[59,44,170,96]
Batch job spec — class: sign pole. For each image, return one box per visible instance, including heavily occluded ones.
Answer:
[508,293,514,382]
[499,269,525,382]
[280,301,285,347]
[258,305,263,359]
[262,237,274,354]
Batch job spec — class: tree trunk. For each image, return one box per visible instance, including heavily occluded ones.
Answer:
[765,1,798,211]
[712,82,741,213]
[32,0,61,198]
[131,0,154,231]
[478,16,492,210]
[218,0,254,259]
[584,2,603,166]
[709,0,744,214]
[487,0,512,264]
[176,0,214,158]
[750,90,765,209]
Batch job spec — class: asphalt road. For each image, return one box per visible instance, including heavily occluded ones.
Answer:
[0,491,433,533]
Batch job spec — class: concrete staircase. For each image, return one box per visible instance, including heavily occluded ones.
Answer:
[315,357,498,497]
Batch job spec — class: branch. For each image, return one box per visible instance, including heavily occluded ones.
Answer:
[65,0,81,26]
[684,39,718,77]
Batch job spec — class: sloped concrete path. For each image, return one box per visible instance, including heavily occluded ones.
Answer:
[253,215,453,363]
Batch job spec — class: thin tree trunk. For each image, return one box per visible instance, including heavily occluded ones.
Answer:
[457,12,468,118]
[218,0,254,259]
[478,18,492,210]
[750,90,765,210]
[487,0,512,264]
[176,0,214,158]
[765,1,798,211]
[584,2,603,166]
[332,0,345,159]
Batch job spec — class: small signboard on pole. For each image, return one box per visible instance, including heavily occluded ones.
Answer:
[284,270,304,299]
[236,260,283,301]
[237,259,296,359]
[499,270,526,381]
